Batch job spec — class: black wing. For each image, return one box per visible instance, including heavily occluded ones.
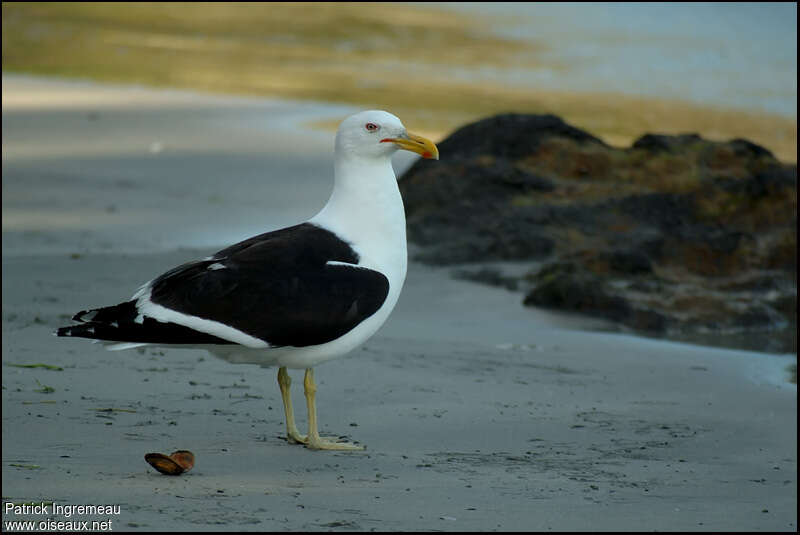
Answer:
[146,223,390,347]
[58,223,390,347]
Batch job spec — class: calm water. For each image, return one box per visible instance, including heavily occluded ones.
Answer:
[439,2,797,117]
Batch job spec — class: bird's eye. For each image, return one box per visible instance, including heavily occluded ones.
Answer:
[365,123,379,132]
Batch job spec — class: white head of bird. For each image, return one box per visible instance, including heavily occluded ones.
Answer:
[335,110,439,162]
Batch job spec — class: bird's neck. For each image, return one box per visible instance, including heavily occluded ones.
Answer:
[311,154,407,278]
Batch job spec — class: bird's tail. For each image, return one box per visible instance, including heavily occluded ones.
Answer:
[56,301,141,342]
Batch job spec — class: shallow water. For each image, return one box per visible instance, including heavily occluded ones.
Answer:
[438,2,797,117]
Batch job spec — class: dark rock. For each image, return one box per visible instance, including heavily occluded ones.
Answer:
[728,138,774,159]
[525,258,666,333]
[614,193,696,230]
[491,164,556,192]
[716,165,797,197]
[452,268,519,291]
[731,303,787,330]
[718,272,788,292]
[413,239,496,265]
[663,229,750,277]
[434,113,606,161]
[401,158,555,223]
[631,133,703,153]
[602,250,653,275]
[773,294,797,325]
[412,229,555,265]
[400,112,797,353]
[626,308,669,333]
[764,230,796,272]
[524,270,632,323]
[613,251,652,274]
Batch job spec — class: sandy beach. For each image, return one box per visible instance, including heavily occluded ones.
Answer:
[2,75,796,531]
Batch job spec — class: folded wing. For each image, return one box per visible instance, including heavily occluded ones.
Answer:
[57,223,390,348]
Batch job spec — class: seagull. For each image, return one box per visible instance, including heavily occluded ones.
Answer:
[57,110,439,450]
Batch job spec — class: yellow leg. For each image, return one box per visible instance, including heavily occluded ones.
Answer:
[303,368,364,451]
[277,367,307,444]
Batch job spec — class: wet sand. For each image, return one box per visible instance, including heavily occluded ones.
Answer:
[2,75,796,531]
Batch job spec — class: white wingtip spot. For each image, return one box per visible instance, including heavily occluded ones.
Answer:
[208,263,227,271]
